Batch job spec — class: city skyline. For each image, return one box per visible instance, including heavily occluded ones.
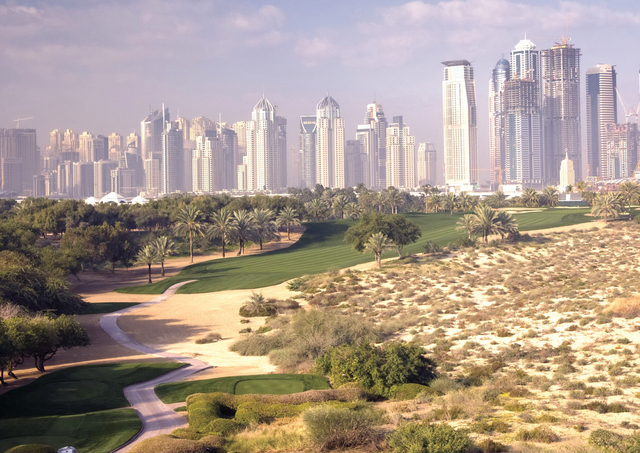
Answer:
[2,0,640,186]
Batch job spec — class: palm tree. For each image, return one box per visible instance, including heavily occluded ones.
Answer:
[576,180,587,194]
[520,188,540,208]
[592,192,624,223]
[136,245,158,284]
[440,192,458,215]
[332,194,349,219]
[541,186,559,207]
[421,184,432,213]
[173,204,204,263]
[430,186,442,212]
[207,208,235,257]
[252,208,279,250]
[364,232,393,269]
[458,192,475,211]
[582,191,596,206]
[276,206,301,239]
[232,210,257,255]
[321,190,335,210]
[566,184,573,193]
[496,211,519,243]
[344,202,363,220]
[618,181,640,218]
[152,236,176,277]
[385,186,404,214]
[304,199,327,221]
[487,190,509,208]
[375,191,386,212]
[471,205,501,244]
[456,214,477,239]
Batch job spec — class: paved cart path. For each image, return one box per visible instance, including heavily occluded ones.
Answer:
[99,280,210,452]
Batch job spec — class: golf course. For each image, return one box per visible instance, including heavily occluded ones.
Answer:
[118,208,592,295]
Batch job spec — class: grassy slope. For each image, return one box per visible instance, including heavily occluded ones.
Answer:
[155,373,331,404]
[117,208,592,295]
[0,362,184,418]
[81,302,139,314]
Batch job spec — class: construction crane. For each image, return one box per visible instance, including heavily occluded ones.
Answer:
[13,117,33,128]
[615,89,640,124]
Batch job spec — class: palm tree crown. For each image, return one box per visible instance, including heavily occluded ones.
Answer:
[152,236,176,277]
[232,210,257,255]
[471,205,501,244]
[591,192,624,223]
[136,245,158,284]
[276,206,301,239]
[207,208,235,257]
[364,232,393,269]
[173,204,204,263]
[252,208,279,250]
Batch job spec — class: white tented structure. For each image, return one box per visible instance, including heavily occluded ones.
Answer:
[100,192,127,204]
[131,195,149,205]
[84,196,99,205]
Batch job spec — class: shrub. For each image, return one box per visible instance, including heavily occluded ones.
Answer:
[608,297,640,318]
[206,418,243,436]
[239,304,277,317]
[129,434,223,453]
[471,418,510,434]
[391,383,439,400]
[5,446,55,453]
[195,332,222,344]
[514,426,559,443]
[388,422,470,453]
[316,341,437,396]
[424,241,443,254]
[287,277,307,291]
[171,428,203,440]
[234,401,311,424]
[475,438,508,453]
[588,429,624,450]
[188,400,222,432]
[303,405,382,450]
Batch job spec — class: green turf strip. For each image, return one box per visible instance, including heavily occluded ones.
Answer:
[155,373,331,404]
[81,302,139,314]
[117,208,592,295]
[0,362,184,418]
[0,408,140,453]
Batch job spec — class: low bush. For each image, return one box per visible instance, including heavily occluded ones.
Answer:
[583,401,629,414]
[206,418,243,436]
[128,434,223,453]
[239,304,277,317]
[234,401,312,424]
[514,426,559,443]
[588,429,624,450]
[608,297,640,318]
[5,446,55,453]
[388,422,470,453]
[303,404,383,451]
[391,383,439,400]
[471,418,510,434]
[424,241,443,254]
[475,438,508,453]
[188,400,222,431]
[195,332,222,344]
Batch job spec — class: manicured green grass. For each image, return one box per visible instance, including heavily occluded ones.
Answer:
[0,362,184,418]
[81,302,139,314]
[155,373,331,404]
[0,408,140,453]
[117,208,593,295]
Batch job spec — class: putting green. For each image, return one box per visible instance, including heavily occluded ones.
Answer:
[234,379,305,395]
[22,381,110,403]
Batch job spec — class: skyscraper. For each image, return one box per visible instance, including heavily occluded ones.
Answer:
[0,128,38,195]
[161,121,184,194]
[489,58,510,189]
[601,123,638,179]
[276,116,287,190]
[49,129,62,155]
[344,140,368,187]
[442,60,478,190]
[141,107,169,162]
[108,133,123,154]
[315,95,345,188]
[358,102,387,188]
[542,42,582,183]
[246,97,279,191]
[416,143,437,186]
[586,64,617,178]
[299,115,316,189]
[386,116,415,189]
[190,117,215,141]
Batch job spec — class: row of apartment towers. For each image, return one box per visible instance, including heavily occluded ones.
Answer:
[36,96,436,199]
[446,37,638,191]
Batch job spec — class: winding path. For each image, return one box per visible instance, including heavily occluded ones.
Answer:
[99,280,211,452]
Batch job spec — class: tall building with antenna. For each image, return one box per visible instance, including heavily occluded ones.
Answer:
[442,60,478,190]
[542,40,582,184]
[246,96,279,191]
[586,64,617,177]
[315,94,345,188]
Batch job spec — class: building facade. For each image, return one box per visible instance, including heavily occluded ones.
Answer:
[416,143,437,186]
[442,60,478,190]
[299,115,316,189]
[586,64,617,178]
[601,123,638,179]
[386,116,415,189]
[246,97,279,191]
[489,58,510,189]
[315,95,345,188]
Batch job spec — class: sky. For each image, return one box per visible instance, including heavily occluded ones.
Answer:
[1,0,639,185]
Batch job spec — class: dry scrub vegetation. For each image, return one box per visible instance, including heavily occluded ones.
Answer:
[231,222,640,451]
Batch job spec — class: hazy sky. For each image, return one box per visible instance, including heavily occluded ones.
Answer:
[1,0,639,184]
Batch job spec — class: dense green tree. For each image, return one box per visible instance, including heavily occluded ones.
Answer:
[345,212,421,257]
[173,204,205,263]
[344,202,363,220]
[304,199,328,221]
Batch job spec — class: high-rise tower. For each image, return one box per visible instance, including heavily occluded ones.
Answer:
[358,102,387,188]
[442,60,478,190]
[299,115,316,189]
[489,58,510,189]
[161,121,184,194]
[542,42,582,183]
[315,95,345,188]
[586,64,617,178]
[246,97,279,191]
[504,38,544,188]
[386,116,415,189]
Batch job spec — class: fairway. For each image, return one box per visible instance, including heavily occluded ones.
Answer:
[0,409,140,453]
[155,373,330,404]
[118,208,592,295]
[0,362,184,418]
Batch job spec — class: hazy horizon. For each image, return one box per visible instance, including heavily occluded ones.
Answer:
[2,0,639,185]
